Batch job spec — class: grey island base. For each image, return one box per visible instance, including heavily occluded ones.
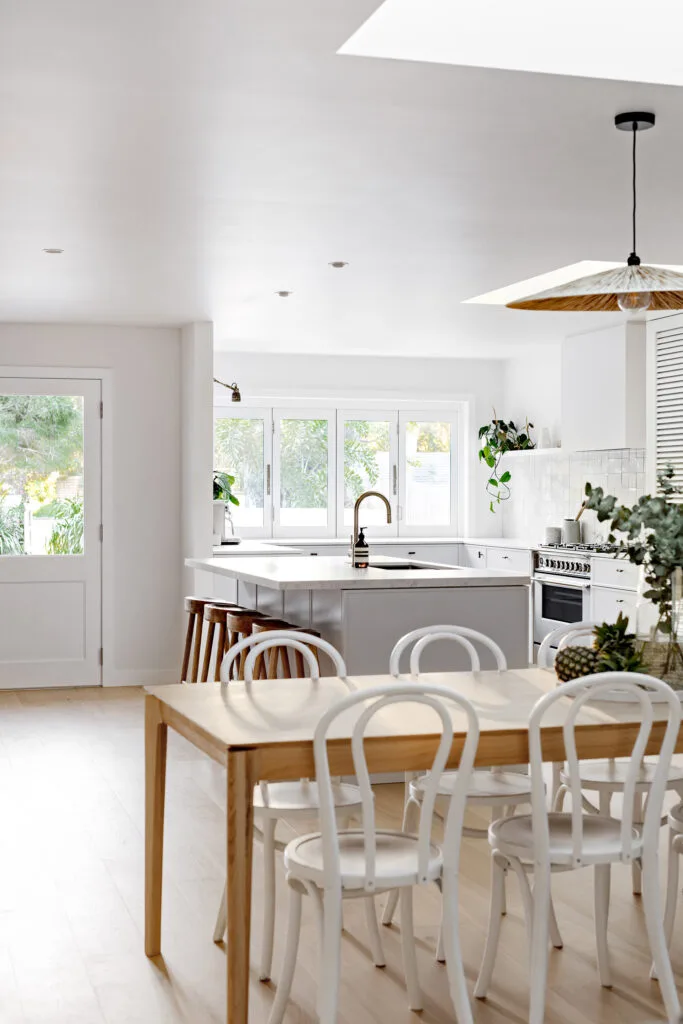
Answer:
[187,555,531,674]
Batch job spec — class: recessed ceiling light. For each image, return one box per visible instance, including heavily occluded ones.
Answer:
[43,248,64,254]
[275,290,293,297]
[329,261,349,269]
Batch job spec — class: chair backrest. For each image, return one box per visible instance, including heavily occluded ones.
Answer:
[219,630,347,682]
[537,621,596,668]
[390,624,507,676]
[314,683,480,891]
[527,672,682,867]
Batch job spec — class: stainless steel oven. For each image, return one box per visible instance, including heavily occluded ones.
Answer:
[532,547,593,658]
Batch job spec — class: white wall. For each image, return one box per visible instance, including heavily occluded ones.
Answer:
[181,323,214,594]
[0,324,182,685]
[214,351,505,536]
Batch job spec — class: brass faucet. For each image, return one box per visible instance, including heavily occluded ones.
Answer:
[350,491,392,567]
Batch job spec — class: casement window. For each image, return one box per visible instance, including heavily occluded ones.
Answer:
[213,404,460,537]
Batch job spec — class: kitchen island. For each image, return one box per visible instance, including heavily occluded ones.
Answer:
[187,555,530,673]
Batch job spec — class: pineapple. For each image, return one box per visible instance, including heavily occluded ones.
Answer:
[554,645,598,682]
[554,612,644,682]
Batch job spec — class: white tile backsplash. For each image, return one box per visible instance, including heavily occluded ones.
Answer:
[500,448,646,544]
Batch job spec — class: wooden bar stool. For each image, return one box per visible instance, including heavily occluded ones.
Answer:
[225,609,272,680]
[289,625,322,677]
[251,619,294,679]
[182,596,238,683]
[201,604,243,682]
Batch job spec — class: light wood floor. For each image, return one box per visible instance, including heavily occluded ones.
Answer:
[1,686,682,1024]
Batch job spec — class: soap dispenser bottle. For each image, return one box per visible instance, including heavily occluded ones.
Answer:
[354,526,369,568]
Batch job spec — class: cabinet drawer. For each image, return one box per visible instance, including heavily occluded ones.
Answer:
[591,558,640,590]
[412,544,460,565]
[486,547,531,574]
[591,585,638,626]
[463,544,487,567]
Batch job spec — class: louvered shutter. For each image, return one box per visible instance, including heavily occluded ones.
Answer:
[655,325,683,499]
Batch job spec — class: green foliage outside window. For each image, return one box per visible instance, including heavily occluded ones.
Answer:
[45,499,84,555]
[0,496,24,554]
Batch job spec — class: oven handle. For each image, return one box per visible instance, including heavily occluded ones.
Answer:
[533,574,590,590]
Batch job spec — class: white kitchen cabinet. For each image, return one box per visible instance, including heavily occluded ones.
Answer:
[591,585,638,627]
[295,545,348,557]
[486,546,532,574]
[462,544,487,568]
[562,321,646,451]
[591,557,640,591]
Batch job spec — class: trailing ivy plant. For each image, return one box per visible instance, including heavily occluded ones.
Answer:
[583,466,683,675]
[478,413,535,513]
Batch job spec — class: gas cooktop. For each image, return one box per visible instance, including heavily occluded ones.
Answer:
[538,542,619,554]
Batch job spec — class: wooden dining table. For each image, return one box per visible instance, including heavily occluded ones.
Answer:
[144,667,683,1024]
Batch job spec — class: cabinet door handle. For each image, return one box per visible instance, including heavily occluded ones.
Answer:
[408,550,416,556]
[266,464,271,495]
[502,555,509,560]
[392,464,397,495]
[616,598,624,604]
[616,568,624,573]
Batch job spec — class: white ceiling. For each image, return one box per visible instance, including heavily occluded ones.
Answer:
[3,1,683,358]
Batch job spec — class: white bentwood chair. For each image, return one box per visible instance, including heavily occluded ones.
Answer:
[267,682,480,1024]
[539,621,683,893]
[214,631,371,981]
[382,625,532,941]
[474,672,682,1024]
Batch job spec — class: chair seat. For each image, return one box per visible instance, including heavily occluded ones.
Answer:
[284,827,440,892]
[284,828,443,890]
[253,780,361,818]
[490,811,643,866]
[411,769,531,804]
[561,760,683,792]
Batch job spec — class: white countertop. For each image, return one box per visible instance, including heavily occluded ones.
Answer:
[187,555,530,591]
[213,535,535,552]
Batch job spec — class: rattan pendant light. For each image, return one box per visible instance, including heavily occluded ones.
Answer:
[507,112,683,312]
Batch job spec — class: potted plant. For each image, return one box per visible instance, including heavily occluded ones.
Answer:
[584,467,683,686]
[478,412,535,513]
[213,471,240,541]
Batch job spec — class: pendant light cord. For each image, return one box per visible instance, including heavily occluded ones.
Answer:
[632,121,637,257]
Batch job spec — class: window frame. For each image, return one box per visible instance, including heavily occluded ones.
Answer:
[213,401,461,539]
[213,405,273,538]
[272,406,336,538]
[397,408,460,537]
[336,409,399,538]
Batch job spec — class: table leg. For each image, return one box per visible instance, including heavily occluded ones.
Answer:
[227,748,257,1024]
[145,695,168,957]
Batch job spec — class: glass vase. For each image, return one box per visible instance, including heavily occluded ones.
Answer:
[637,566,683,688]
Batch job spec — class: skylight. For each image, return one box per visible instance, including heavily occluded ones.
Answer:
[339,0,683,87]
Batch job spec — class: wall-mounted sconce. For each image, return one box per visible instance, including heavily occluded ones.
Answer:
[213,377,241,402]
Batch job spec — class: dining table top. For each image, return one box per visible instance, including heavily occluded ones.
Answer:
[145,667,679,776]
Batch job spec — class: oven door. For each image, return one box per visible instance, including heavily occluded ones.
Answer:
[533,574,590,648]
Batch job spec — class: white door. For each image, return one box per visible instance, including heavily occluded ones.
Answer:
[0,377,102,687]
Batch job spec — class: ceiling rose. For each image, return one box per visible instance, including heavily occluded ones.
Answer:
[507,112,683,313]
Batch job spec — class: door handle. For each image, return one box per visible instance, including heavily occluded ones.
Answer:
[392,465,397,495]
[266,464,271,495]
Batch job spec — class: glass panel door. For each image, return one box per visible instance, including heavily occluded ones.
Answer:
[337,411,398,536]
[398,411,458,535]
[0,376,101,688]
[273,410,335,536]
[213,408,272,536]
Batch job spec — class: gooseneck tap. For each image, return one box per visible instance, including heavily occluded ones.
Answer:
[350,491,392,568]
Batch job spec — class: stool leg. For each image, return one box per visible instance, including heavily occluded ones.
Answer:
[201,621,215,683]
[214,622,227,681]
[280,646,292,678]
[267,647,279,679]
[294,650,305,677]
[228,631,238,679]
[190,614,203,683]
[181,615,195,682]
[238,639,247,680]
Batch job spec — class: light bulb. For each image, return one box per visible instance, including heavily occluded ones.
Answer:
[617,290,652,312]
